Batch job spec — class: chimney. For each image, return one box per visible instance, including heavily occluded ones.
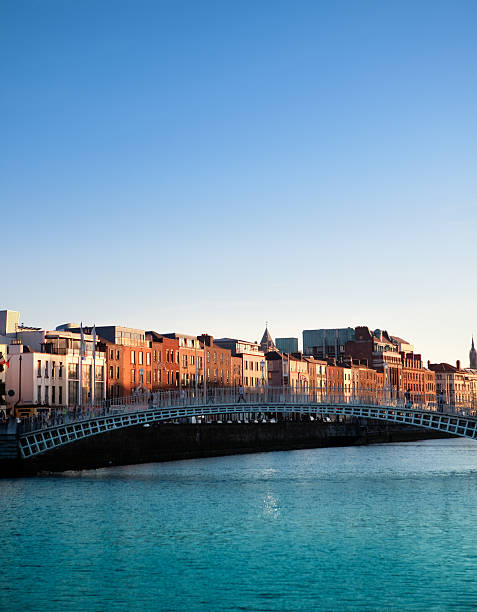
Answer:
[456,360,461,370]
[198,334,213,347]
[427,360,430,368]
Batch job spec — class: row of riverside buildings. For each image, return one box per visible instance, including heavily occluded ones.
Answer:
[1,309,477,417]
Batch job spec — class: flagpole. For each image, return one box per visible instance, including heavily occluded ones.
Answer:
[78,323,84,406]
[79,322,83,408]
[92,325,96,406]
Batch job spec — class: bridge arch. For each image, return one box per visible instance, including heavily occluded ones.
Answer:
[18,401,477,459]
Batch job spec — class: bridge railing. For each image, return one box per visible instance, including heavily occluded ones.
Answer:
[17,386,475,435]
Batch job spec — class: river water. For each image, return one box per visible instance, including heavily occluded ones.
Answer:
[2,438,477,611]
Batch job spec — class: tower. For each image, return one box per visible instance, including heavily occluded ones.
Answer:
[470,337,477,369]
[260,324,277,353]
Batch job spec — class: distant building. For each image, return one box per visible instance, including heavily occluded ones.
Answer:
[275,338,298,354]
[0,310,20,336]
[303,328,355,359]
[428,361,477,409]
[346,327,402,389]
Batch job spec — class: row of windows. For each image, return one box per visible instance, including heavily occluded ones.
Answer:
[37,384,63,405]
[244,361,264,371]
[130,350,152,365]
[182,355,203,368]
[37,360,64,379]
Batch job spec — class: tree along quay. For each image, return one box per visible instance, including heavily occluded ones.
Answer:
[1,418,452,476]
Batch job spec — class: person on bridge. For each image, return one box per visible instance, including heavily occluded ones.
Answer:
[237,385,245,403]
[438,391,445,412]
[404,388,412,408]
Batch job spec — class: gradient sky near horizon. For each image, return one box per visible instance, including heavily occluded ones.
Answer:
[2,0,476,365]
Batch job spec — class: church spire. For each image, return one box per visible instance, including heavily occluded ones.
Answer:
[470,336,477,369]
[260,323,277,354]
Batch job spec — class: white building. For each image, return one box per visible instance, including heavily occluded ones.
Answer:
[6,331,106,417]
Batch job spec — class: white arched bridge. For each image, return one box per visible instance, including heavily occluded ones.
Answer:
[17,387,477,460]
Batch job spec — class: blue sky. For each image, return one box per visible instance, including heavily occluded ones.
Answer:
[2,0,476,364]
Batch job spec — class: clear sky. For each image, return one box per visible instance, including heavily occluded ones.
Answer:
[2,0,476,365]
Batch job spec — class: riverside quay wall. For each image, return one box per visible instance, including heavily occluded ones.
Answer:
[1,420,451,476]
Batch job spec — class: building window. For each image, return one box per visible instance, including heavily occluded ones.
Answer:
[153,370,157,383]
[59,362,63,378]
[166,350,170,362]
[52,361,56,379]
[52,386,56,405]
[131,351,135,364]
[182,355,188,367]
[110,349,114,359]
[116,366,120,379]
[214,352,217,363]
[37,360,42,377]
[44,386,49,404]
[37,385,41,403]
[59,386,63,404]
[190,355,195,366]
[139,351,143,365]
[146,353,151,365]
[109,366,114,379]
[116,350,120,360]
[131,369,136,384]
[146,371,151,384]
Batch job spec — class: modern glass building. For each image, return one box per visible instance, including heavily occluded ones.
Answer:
[275,337,298,354]
[302,328,355,359]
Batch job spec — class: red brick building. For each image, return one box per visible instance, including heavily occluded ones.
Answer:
[198,335,232,387]
[146,332,180,389]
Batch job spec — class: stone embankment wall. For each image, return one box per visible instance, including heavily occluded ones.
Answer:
[2,420,452,476]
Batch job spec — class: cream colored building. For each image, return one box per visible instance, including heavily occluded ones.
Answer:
[215,338,267,388]
[429,361,477,412]
[6,331,106,416]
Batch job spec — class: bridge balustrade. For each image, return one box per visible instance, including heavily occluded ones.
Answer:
[17,386,472,435]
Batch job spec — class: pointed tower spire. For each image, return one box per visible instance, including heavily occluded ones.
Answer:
[260,324,277,354]
[470,336,477,369]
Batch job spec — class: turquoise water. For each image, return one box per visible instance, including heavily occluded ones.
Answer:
[2,438,477,611]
